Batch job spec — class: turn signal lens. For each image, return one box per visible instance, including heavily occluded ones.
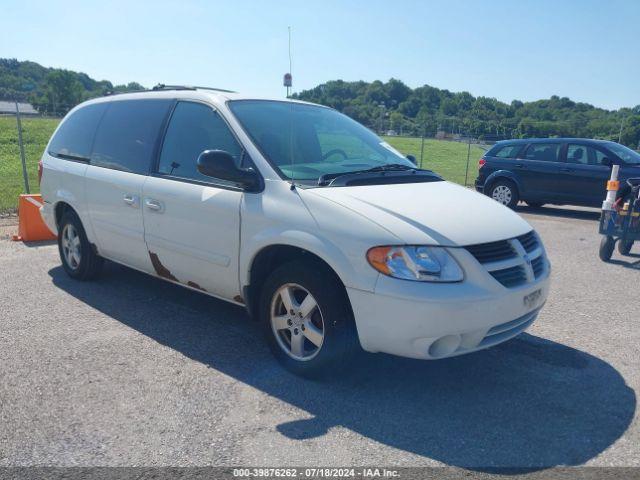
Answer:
[366,246,464,282]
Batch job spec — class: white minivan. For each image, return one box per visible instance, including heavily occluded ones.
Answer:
[40,86,550,376]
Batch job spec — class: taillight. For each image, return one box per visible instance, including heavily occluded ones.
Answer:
[478,158,486,168]
[38,159,43,185]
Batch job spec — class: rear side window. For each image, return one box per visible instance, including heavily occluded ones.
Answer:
[48,103,107,160]
[567,144,608,166]
[523,143,560,162]
[157,102,243,184]
[91,99,172,174]
[492,144,522,159]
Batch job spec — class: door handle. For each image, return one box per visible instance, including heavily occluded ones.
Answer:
[123,194,137,206]
[144,198,163,212]
[561,167,573,172]
[515,163,525,168]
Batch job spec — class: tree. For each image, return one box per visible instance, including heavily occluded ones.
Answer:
[41,70,84,114]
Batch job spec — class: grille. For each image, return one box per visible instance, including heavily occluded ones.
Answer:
[465,240,515,263]
[531,256,545,279]
[518,231,539,253]
[465,230,547,288]
[490,265,527,288]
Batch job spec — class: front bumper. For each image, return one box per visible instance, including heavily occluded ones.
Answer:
[347,248,550,360]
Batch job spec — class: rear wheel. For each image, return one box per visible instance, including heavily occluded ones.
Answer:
[489,179,519,209]
[259,259,358,378]
[58,210,103,280]
[599,236,616,262]
[618,239,634,256]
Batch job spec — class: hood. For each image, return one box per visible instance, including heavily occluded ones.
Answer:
[304,181,533,246]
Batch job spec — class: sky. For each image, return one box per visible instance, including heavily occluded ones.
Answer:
[1,0,639,110]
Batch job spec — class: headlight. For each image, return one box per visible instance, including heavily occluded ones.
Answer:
[367,246,464,282]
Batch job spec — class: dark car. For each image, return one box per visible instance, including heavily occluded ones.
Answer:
[475,138,640,208]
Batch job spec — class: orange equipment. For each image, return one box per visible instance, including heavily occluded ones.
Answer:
[11,194,57,242]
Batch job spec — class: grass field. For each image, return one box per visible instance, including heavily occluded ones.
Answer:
[0,116,484,212]
[383,136,485,185]
[0,116,59,212]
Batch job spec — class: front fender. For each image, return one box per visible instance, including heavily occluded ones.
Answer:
[240,227,377,293]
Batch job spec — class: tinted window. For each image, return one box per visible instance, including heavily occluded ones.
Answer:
[594,149,610,165]
[523,143,560,162]
[493,144,522,158]
[91,99,172,174]
[48,103,107,160]
[158,102,243,184]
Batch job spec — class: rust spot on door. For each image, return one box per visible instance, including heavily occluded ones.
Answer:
[187,281,207,292]
[149,252,178,282]
[233,295,245,304]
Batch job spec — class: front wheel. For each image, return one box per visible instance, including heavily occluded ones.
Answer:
[489,180,519,209]
[599,236,616,262]
[259,260,359,378]
[618,239,634,256]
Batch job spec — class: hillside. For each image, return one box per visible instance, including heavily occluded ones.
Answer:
[0,58,143,115]
[294,79,640,148]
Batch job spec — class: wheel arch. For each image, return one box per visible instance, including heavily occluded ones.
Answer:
[243,243,352,321]
[54,200,99,253]
[54,201,76,228]
[484,170,522,195]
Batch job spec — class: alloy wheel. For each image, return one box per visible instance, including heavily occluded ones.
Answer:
[61,224,82,270]
[270,283,325,361]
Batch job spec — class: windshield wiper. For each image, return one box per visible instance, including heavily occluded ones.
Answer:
[318,164,418,186]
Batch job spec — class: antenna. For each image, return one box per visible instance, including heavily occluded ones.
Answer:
[283,26,293,98]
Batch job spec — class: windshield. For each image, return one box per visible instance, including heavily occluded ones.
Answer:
[228,100,413,184]
[606,142,640,165]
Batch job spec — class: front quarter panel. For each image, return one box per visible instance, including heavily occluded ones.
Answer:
[240,181,399,293]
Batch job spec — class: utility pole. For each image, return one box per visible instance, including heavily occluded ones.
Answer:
[15,101,30,194]
[420,125,426,168]
[618,115,625,143]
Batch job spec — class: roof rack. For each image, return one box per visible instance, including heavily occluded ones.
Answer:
[151,84,236,93]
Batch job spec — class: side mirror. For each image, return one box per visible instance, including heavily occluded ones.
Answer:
[197,150,260,191]
[406,154,417,165]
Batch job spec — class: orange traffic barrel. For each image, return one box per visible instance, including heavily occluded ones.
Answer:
[12,194,57,242]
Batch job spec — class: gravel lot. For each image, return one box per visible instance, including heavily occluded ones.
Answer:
[0,205,638,470]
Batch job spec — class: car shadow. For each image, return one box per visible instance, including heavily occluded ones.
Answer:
[516,205,601,222]
[49,262,636,471]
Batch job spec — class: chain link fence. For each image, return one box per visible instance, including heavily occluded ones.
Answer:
[376,130,502,187]
[0,101,507,214]
[0,102,65,214]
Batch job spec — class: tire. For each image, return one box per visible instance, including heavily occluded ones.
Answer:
[489,179,519,209]
[259,259,359,378]
[599,236,616,262]
[525,201,545,209]
[58,210,104,280]
[618,239,634,256]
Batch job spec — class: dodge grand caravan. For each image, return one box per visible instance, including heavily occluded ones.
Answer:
[40,86,550,376]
